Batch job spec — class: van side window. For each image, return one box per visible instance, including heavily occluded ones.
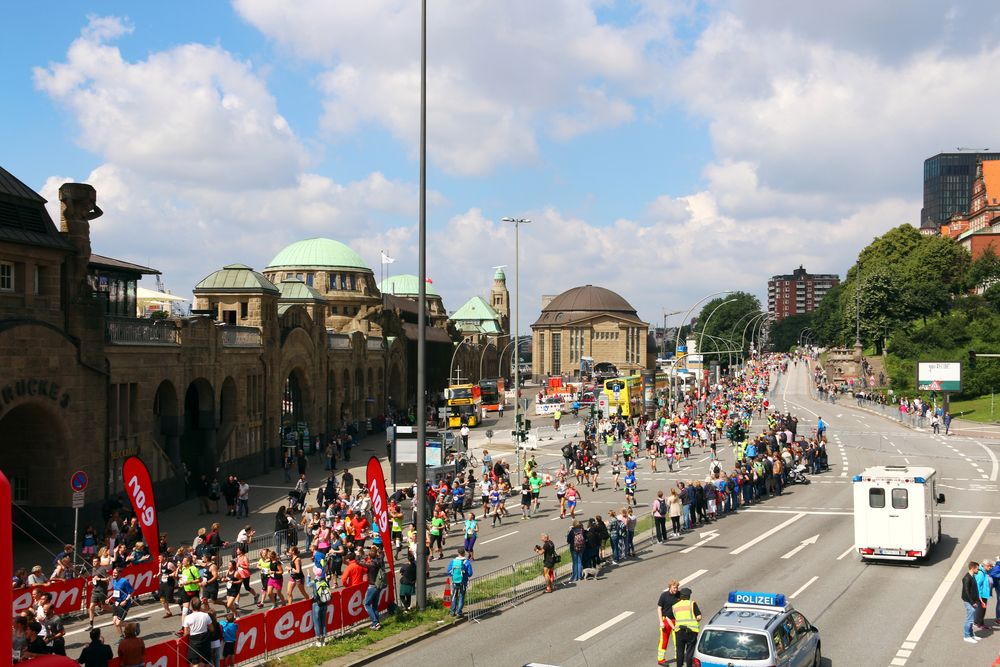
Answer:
[869,488,885,508]
[891,488,908,509]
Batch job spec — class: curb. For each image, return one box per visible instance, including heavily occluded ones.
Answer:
[330,615,465,667]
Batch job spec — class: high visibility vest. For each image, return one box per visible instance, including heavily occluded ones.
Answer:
[672,600,700,632]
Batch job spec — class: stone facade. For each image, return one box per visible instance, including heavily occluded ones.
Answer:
[0,172,404,533]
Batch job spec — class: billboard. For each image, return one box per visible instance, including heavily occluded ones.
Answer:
[917,361,961,392]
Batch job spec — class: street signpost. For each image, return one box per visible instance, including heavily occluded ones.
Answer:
[70,471,88,569]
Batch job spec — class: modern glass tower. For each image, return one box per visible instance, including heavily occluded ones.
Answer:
[922,152,1000,228]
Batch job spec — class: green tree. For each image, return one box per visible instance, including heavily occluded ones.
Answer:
[692,292,761,357]
[968,247,1000,290]
[811,282,848,347]
[770,312,815,352]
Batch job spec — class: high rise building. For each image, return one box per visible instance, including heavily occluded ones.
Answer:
[767,266,840,323]
[921,151,1000,232]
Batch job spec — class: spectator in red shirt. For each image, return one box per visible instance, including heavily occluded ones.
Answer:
[341,552,366,588]
[352,515,370,550]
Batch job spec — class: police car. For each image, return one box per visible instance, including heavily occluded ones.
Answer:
[693,591,821,667]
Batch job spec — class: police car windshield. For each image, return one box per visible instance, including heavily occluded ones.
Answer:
[698,629,770,660]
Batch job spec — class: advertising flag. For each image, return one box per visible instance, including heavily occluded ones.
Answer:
[122,456,161,559]
[365,456,395,603]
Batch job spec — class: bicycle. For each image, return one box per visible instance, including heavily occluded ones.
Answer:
[456,450,479,471]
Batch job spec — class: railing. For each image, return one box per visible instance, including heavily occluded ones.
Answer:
[328,332,351,350]
[105,316,179,346]
[466,553,552,620]
[222,325,263,347]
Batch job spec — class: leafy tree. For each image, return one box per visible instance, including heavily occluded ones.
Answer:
[811,282,849,347]
[968,247,1000,290]
[770,312,815,352]
[692,292,761,356]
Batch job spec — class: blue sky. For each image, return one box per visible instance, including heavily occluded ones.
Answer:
[4,1,1000,330]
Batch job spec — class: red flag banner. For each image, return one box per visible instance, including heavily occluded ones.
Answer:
[365,456,395,603]
[122,456,161,560]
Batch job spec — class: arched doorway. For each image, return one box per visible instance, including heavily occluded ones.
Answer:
[218,377,238,458]
[281,368,310,451]
[0,402,71,506]
[181,378,215,487]
[152,380,180,469]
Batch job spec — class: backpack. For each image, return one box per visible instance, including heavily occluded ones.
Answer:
[572,528,585,553]
[314,579,332,603]
[374,562,387,590]
[450,558,466,585]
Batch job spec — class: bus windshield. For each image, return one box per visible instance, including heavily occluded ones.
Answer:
[450,387,473,399]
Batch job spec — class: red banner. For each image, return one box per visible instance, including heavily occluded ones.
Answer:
[1,470,11,659]
[365,456,395,603]
[13,577,88,616]
[123,456,161,560]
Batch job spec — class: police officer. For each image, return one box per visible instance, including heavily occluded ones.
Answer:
[671,587,702,667]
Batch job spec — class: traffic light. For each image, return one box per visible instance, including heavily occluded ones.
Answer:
[969,350,977,370]
[525,419,532,431]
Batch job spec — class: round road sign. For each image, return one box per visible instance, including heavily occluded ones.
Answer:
[71,470,88,492]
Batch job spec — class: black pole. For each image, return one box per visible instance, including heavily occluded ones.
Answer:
[415,0,428,611]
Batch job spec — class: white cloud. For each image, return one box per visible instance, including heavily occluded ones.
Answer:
[234,0,670,175]
[34,15,307,189]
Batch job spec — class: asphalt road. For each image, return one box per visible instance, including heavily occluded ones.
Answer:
[377,363,1000,667]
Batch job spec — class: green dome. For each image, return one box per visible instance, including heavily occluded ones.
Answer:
[494,266,506,280]
[266,238,369,271]
[194,264,279,294]
[379,274,440,297]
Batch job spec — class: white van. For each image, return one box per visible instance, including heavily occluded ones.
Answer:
[852,466,945,561]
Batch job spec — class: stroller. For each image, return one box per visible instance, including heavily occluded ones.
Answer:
[287,488,306,512]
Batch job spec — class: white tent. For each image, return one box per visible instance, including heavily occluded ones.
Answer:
[136,286,186,316]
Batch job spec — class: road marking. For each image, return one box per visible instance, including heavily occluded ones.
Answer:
[904,517,991,645]
[66,605,162,636]
[901,641,916,650]
[975,441,999,481]
[679,569,708,586]
[789,575,818,599]
[891,658,906,666]
[680,530,720,554]
[837,544,856,560]
[730,513,805,555]
[574,611,635,642]
[481,530,519,544]
[781,534,819,559]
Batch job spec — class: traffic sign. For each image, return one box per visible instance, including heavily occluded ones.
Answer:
[72,491,85,509]
[70,470,88,492]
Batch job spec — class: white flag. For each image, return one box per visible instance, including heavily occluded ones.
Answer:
[380,251,396,264]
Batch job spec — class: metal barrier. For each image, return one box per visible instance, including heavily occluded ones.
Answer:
[525,422,581,450]
[466,553,551,620]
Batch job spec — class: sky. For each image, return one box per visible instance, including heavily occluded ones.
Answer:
[5,1,1000,333]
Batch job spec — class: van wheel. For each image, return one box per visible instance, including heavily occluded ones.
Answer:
[813,646,822,666]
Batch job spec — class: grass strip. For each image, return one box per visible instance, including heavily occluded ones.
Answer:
[265,601,452,666]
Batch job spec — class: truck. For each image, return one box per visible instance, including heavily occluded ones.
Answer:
[852,465,945,561]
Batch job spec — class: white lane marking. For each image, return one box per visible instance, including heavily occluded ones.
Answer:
[480,530,519,545]
[730,513,805,555]
[680,530,720,554]
[897,649,912,658]
[890,658,907,666]
[574,611,635,642]
[781,534,819,559]
[789,575,818,599]
[904,517,991,644]
[679,569,708,586]
[66,606,162,637]
[974,441,999,481]
[837,545,856,560]
[901,641,916,650]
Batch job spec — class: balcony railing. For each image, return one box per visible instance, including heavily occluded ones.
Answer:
[328,332,351,350]
[221,325,262,347]
[105,317,180,346]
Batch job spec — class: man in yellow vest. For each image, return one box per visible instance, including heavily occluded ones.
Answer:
[671,587,702,667]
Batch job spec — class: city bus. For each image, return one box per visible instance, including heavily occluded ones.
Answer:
[602,375,643,418]
[479,377,506,412]
[446,383,481,428]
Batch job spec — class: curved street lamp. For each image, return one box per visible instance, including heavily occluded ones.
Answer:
[448,336,472,384]
[697,298,737,361]
[739,312,767,362]
[498,336,530,378]
[670,290,734,408]
[478,340,497,380]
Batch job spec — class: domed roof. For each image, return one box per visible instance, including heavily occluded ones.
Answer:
[266,238,369,271]
[379,274,440,297]
[543,285,635,313]
[194,264,279,294]
[493,266,506,281]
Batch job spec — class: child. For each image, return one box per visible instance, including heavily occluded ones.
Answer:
[219,611,239,667]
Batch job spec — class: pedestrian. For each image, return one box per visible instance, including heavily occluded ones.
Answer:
[109,567,135,637]
[77,628,113,667]
[463,512,479,560]
[237,479,250,518]
[944,411,953,435]
[535,534,558,593]
[116,623,145,667]
[308,568,331,647]
[567,520,586,582]
[653,490,668,543]
[975,559,992,630]
[460,423,470,450]
[656,579,681,666]
[671,587,702,667]
[399,554,417,611]
[668,489,682,538]
[448,548,473,618]
[219,612,239,666]
[182,598,213,667]
[363,547,386,629]
[963,561,984,642]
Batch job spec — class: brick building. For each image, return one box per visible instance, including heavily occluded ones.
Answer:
[767,266,840,323]
[0,168,414,533]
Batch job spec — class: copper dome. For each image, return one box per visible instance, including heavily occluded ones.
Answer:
[543,285,636,313]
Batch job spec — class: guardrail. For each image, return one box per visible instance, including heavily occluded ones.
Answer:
[466,554,551,620]
[524,422,581,449]
[105,316,180,345]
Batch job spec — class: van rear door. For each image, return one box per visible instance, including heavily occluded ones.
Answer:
[865,484,889,550]
[886,485,913,552]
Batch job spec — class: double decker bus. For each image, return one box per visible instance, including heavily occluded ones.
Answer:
[479,377,506,412]
[446,383,481,428]
[602,375,643,418]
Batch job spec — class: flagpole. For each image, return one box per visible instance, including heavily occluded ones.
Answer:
[415,0,429,612]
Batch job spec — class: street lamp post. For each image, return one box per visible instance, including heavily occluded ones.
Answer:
[751,314,771,355]
[498,337,529,378]
[671,291,734,408]
[415,0,428,611]
[661,309,682,359]
[501,217,531,456]
[697,298,737,363]
[739,312,767,362]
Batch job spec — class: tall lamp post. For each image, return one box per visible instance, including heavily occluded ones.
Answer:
[697,298,737,362]
[501,217,531,454]
[671,290,733,408]
[739,312,767,363]
[661,309,682,359]
[415,0,428,611]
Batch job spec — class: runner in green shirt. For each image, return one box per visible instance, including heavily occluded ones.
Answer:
[529,473,543,515]
[429,513,446,560]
